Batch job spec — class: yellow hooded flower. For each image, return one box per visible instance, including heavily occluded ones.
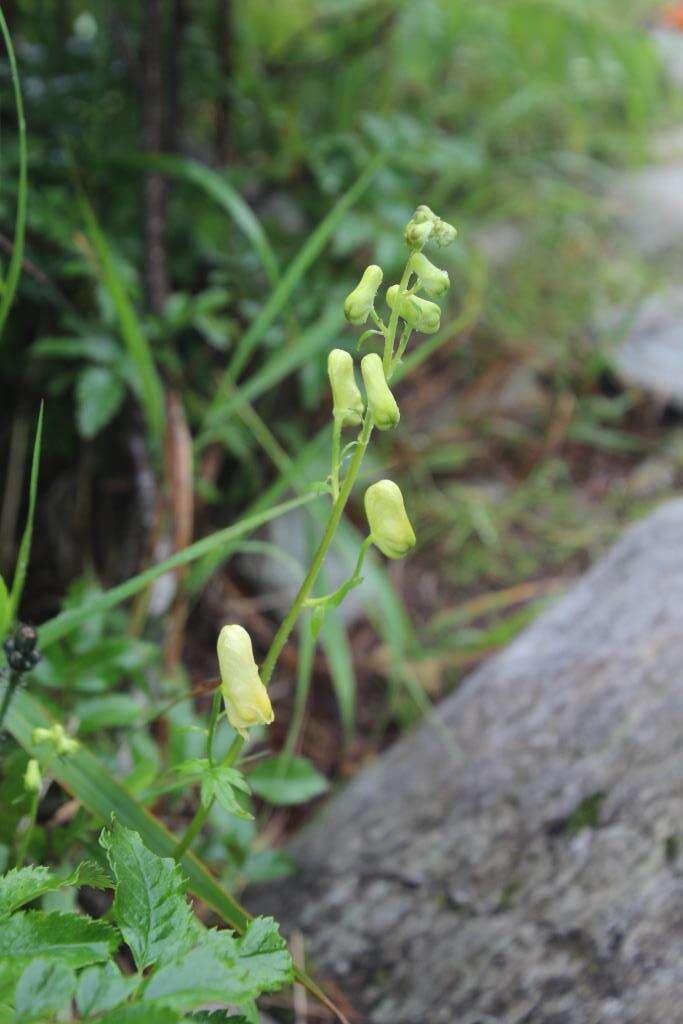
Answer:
[409,252,450,297]
[217,624,274,738]
[343,265,383,326]
[364,479,416,559]
[386,285,441,334]
[328,349,364,427]
[361,353,400,430]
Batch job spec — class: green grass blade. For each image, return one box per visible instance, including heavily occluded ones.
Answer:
[126,153,280,287]
[0,7,28,341]
[38,491,318,648]
[319,612,356,739]
[203,152,387,426]
[8,403,43,621]
[197,304,342,447]
[78,191,166,455]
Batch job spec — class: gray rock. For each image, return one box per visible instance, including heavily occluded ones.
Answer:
[613,288,683,406]
[251,500,683,1023]
[612,160,683,257]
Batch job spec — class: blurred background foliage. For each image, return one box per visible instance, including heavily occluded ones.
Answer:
[1,0,681,851]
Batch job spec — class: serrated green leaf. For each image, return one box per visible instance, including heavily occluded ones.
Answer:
[142,919,292,1011]
[248,756,328,806]
[234,917,293,993]
[65,859,112,890]
[14,958,76,1024]
[0,910,118,967]
[0,866,57,919]
[76,366,126,439]
[98,1006,181,1024]
[0,861,111,920]
[0,961,21,1003]
[100,820,195,970]
[76,961,139,1017]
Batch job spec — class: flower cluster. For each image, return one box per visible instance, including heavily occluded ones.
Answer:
[215,204,456,743]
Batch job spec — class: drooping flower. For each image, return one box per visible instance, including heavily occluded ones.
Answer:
[328,349,364,427]
[361,353,400,430]
[24,758,42,793]
[343,265,383,325]
[364,479,416,559]
[217,625,274,739]
[409,252,450,297]
[386,285,441,334]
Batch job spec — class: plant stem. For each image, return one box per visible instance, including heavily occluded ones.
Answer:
[173,732,243,860]
[330,415,342,502]
[383,259,414,374]
[0,671,21,732]
[16,790,39,868]
[261,413,374,688]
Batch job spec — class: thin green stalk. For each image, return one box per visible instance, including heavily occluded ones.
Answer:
[0,670,21,732]
[383,259,414,374]
[0,6,27,342]
[330,415,343,501]
[282,613,315,759]
[261,414,374,687]
[173,733,242,860]
[16,790,39,868]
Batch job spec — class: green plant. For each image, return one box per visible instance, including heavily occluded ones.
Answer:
[0,820,292,1023]
[1,207,457,1020]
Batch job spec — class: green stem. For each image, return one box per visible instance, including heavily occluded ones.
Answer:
[0,671,21,732]
[383,259,414,375]
[173,733,243,860]
[282,613,315,759]
[0,6,27,340]
[330,415,342,502]
[261,413,374,687]
[16,790,39,868]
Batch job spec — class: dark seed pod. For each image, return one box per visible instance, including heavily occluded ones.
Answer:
[14,624,38,654]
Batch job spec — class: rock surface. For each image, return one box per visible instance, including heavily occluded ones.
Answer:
[252,500,683,1023]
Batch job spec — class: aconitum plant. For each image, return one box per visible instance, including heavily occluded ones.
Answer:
[206,203,458,809]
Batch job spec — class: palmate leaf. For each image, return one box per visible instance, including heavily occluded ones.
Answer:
[178,759,252,820]
[13,958,76,1024]
[0,910,118,967]
[76,961,139,1017]
[100,820,196,971]
[140,917,292,1011]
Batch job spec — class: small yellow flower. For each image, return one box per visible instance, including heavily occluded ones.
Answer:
[364,479,416,559]
[32,724,79,755]
[386,285,441,334]
[217,625,274,739]
[361,353,400,430]
[343,265,383,326]
[409,252,450,297]
[327,349,364,427]
[24,758,42,793]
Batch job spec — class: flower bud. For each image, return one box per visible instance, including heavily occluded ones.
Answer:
[364,479,416,559]
[217,624,274,739]
[404,218,433,249]
[432,217,458,247]
[327,349,364,427]
[361,353,400,430]
[410,252,450,296]
[32,724,79,755]
[343,265,383,326]
[386,285,441,334]
[24,758,42,793]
